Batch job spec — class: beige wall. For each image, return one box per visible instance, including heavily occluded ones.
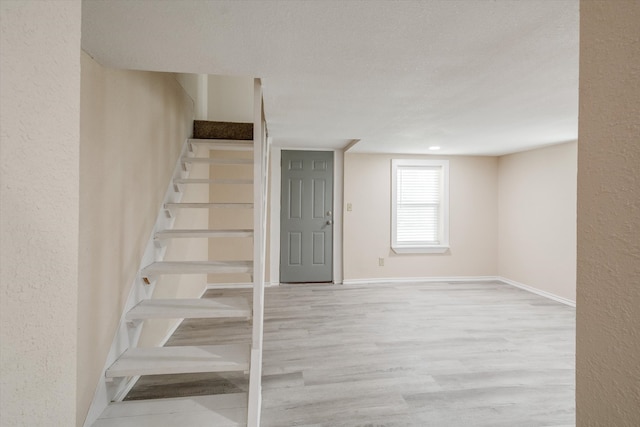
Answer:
[577,1,640,425]
[208,150,254,283]
[78,52,200,424]
[498,142,577,302]
[343,154,498,280]
[0,1,81,425]
[136,156,210,347]
[208,75,253,123]
[206,76,254,285]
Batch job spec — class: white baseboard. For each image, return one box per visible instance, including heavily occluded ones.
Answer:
[342,276,500,285]
[498,276,576,307]
[341,276,575,307]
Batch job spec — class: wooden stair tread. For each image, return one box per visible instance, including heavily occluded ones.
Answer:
[105,344,250,378]
[126,297,251,320]
[94,393,247,427]
[155,229,253,239]
[174,178,253,185]
[164,203,253,209]
[181,157,253,165]
[142,261,253,275]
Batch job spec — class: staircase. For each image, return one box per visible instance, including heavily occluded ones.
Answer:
[90,82,267,427]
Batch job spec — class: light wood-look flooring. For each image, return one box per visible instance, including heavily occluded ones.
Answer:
[127,281,575,426]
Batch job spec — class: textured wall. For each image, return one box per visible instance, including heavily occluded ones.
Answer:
[577,1,640,425]
[343,154,498,280]
[0,1,81,425]
[498,142,577,302]
[78,53,199,424]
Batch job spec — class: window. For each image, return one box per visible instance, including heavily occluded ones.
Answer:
[391,159,449,253]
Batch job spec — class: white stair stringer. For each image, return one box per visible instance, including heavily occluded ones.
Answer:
[106,344,250,378]
[126,297,251,321]
[247,78,268,427]
[93,394,248,427]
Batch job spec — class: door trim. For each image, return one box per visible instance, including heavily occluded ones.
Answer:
[269,147,343,285]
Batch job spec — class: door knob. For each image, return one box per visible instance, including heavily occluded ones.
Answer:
[326,220,333,225]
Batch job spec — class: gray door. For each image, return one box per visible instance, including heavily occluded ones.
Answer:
[280,150,333,283]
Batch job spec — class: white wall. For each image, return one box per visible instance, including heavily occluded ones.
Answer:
[208,75,253,122]
[498,142,577,302]
[176,73,208,120]
[79,52,201,424]
[176,73,199,109]
[577,1,640,425]
[343,153,498,281]
[0,1,81,425]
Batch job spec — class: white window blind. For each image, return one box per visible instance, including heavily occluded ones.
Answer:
[392,159,449,253]
[396,166,441,244]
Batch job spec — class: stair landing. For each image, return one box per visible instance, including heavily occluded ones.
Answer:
[193,120,252,140]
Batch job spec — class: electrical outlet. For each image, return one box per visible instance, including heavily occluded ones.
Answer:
[347,203,353,212]
[378,257,384,266]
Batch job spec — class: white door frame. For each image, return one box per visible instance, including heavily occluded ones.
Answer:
[269,147,343,285]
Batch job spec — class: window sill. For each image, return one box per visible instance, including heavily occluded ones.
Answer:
[392,245,449,254]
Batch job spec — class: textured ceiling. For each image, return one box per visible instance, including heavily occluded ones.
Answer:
[82,0,579,155]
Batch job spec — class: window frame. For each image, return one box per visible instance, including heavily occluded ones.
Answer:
[391,159,450,254]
